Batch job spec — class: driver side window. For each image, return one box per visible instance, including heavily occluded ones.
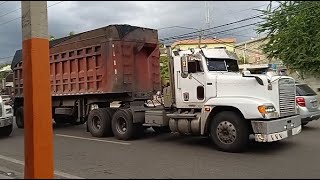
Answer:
[188,61,203,73]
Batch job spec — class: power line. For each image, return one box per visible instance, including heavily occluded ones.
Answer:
[160,2,316,43]
[160,14,263,41]
[0,1,7,7]
[0,8,20,19]
[0,56,13,60]
[48,1,64,8]
[158,26,198,31]
[0,1,64,28]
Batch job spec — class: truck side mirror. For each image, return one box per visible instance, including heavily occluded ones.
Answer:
[181,56,188,78]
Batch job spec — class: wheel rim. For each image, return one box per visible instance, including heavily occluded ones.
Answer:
[116,117,127,134]
[92,116,101,130]
[216,121,237,144]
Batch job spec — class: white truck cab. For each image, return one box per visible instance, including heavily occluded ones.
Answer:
[164,47,301,152]
[0,96,13,137]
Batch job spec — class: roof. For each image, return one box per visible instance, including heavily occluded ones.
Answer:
[235,35,268,47]
[171,38,236,48]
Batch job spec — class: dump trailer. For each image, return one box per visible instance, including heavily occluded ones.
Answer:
[12,24,302,152]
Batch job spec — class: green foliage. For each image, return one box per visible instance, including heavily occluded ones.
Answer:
[69,31,75,36]
[256,1,320,76]
[50,35,55,41]
[160,56,170,84]
[0,63,11,80]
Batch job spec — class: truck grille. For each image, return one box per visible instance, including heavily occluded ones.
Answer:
[278,78,296,117]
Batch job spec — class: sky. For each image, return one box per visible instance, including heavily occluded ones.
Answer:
[0,1,271,64]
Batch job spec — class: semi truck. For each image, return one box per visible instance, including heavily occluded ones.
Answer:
[11,24,301,152]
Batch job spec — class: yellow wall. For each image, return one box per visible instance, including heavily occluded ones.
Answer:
[173,43,235,52]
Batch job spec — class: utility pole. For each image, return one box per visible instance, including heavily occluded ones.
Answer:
[198,28,203,48]
[21,1,54,179]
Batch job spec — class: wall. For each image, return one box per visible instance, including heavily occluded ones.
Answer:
[173,43,235,52]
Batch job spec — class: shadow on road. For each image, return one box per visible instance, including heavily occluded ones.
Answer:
[301,125,319,131]
[144,132,295,154]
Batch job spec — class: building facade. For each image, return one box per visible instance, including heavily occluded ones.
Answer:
[171,38,236,52]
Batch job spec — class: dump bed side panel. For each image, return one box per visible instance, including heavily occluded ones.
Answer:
[12,25,161,100]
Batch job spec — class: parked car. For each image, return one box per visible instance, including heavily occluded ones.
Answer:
[296,83,320,126]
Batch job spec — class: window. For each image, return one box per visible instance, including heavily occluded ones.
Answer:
[296,84,317,96]
[188,60,203,73]
[197,86,204,100]
[206,58,239,72]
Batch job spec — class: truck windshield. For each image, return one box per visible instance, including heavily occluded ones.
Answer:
[206,58,239,72]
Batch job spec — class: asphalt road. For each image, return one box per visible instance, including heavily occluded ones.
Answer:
[0,119,320,179]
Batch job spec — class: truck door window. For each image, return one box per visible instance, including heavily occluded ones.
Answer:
[197,86,204,100]
[188,60,203,73]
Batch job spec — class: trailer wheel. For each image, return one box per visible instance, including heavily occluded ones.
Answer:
[112,109,135,140]
[15,107,24,129]
[0,125,13,137]
[88,108,112,137]
[209,111,249,153]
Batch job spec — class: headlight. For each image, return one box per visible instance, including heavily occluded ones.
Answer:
[258,104,278,119]
[5,108,12,114]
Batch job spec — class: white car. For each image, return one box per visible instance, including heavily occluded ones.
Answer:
[0,96,14,137]
[296,83,320,126]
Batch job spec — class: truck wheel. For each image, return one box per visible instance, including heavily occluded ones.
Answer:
[88,108,112,137]
[0,125,13,137]
[15,107,24,129]
[209,111,249,153]
[112,109,135,140]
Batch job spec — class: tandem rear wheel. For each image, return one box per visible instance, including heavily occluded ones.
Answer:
[111,109,144,140]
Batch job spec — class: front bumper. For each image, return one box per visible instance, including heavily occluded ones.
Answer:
[251,115,301,142]
[0,116,13,128]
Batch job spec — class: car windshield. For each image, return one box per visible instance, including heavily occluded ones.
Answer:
[296,84,317,96]
[206,58,239,72]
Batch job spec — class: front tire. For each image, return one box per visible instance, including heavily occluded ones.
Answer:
[15,107,24,129]
[0,125,13,137]
[209,111,249,153]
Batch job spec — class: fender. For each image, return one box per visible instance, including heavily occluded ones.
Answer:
[200,96,274,135]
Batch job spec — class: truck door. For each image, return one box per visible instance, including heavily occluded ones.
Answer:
[179,58,206,104]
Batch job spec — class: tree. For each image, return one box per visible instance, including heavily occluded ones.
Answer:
[160,56,170,86]
[69,31,75,36]
[50,35,55,41]
[256,1,320,76]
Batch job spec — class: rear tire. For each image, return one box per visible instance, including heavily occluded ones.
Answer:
[88,108,113,137]
[209,111,249,153]
[0,125,12,137]
[112,109,135,140]
[15,107,24,129]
